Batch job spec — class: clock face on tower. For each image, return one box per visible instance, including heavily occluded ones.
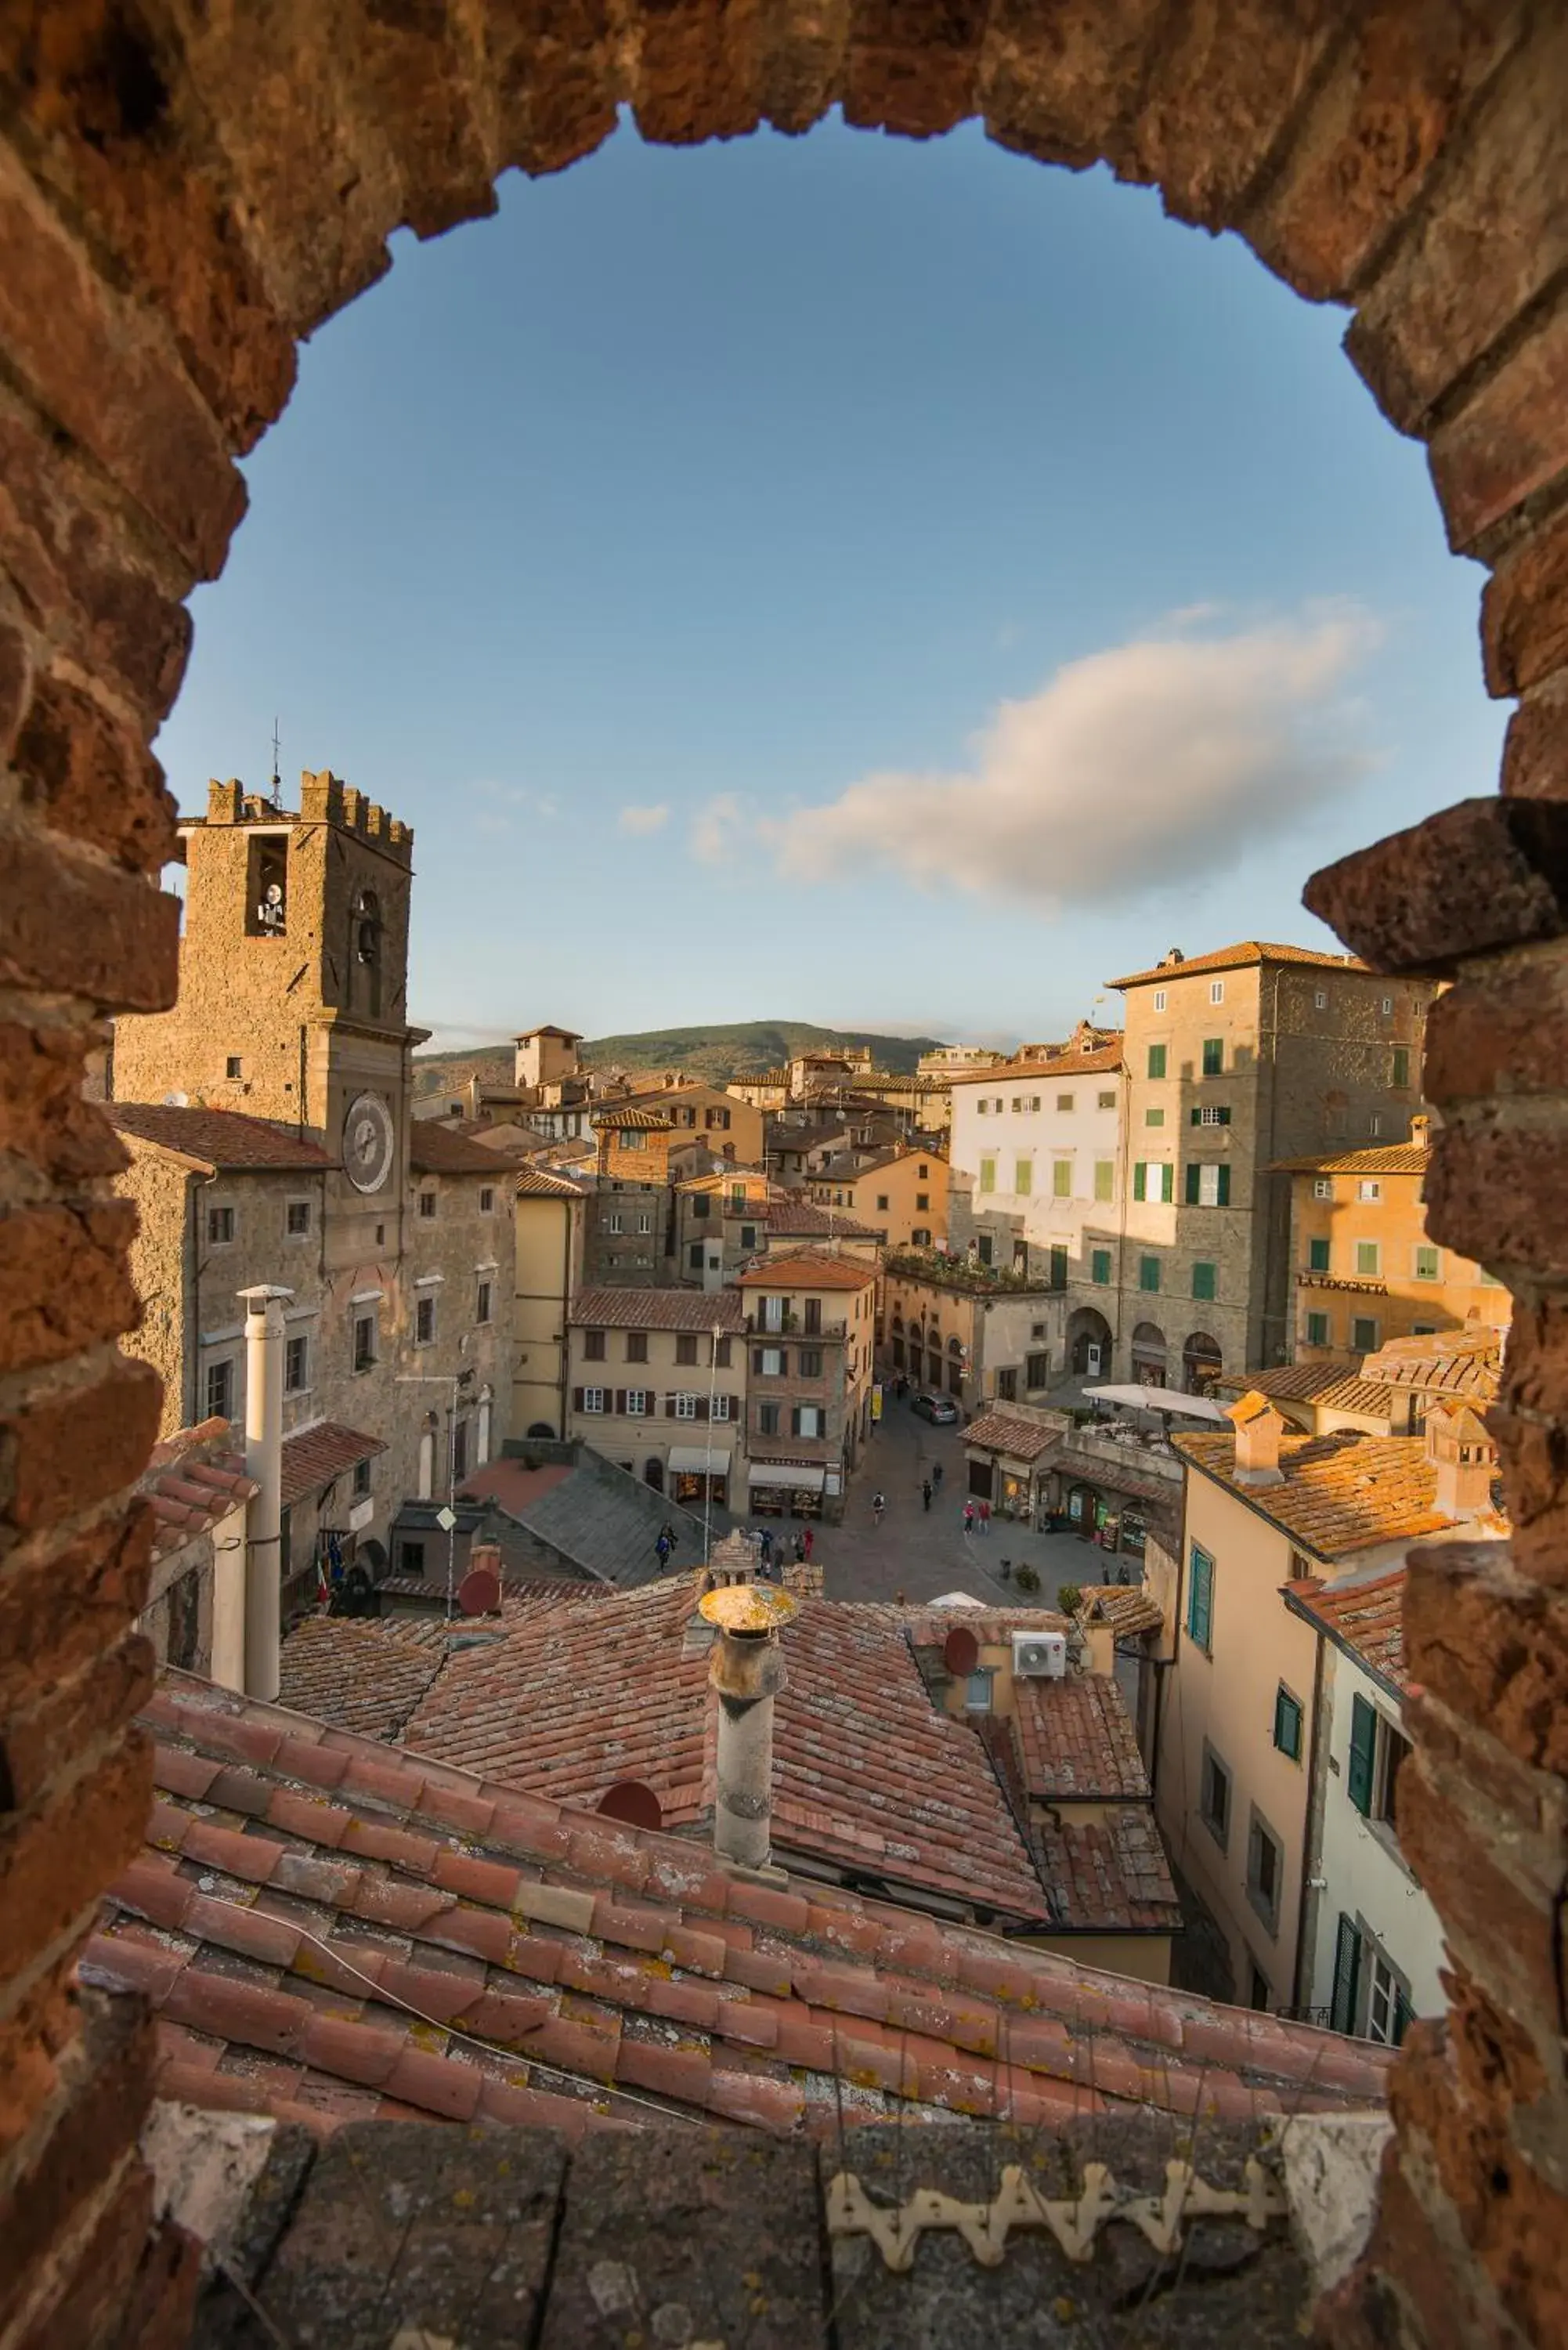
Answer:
[341,1091,395,1194]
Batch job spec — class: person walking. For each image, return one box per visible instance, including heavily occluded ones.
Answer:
[803,1525,814,1562]
[872,1491,886,1528]
[932,1460,944,1491]
[921,1478,932,1513]
[759,1526,774,1571]
[793,1531,806,1564]
[978,1499,991,1537]
[963,1499,975,1537]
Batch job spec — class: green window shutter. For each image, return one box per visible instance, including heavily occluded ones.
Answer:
[1094,1159,1114,1202]
[1415,1246,1439,1280]
[1392,1987,1415,2047]
[1393,1047,1410,1088]
[1133,1162,1147,1202]
[1216,1163,1230,1206]
[1140,1255,1161,1293]
[1160,1162,1173,1203]
[1189,1108,1201,1126]
[1309,1237,1330,1271]
[1185,1161,1201,1206]
[1348,1694,1378,1816]
[1306,1312,1329,1345]
[1202,1038,1223,1075]
[1330,1914,1362,2036]
[1091,1249,1111,1285]
[1274,1685,1302,1761]
[1187,1547,1212,1648]
[1217,1105,1232,1126]
[1050,1244,1068,1289]
[1147,1044,1166,1079]
[1052,1159,1071,1198]
[1192,1261,1216,1302]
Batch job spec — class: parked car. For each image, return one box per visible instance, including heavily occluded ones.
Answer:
[912,1391,959,1424]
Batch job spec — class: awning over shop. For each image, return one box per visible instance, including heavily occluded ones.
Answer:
[668,1446,732,1476]
[747,1463,826,1494]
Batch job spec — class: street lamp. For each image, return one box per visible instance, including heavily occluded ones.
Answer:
[396,1366,475,1620]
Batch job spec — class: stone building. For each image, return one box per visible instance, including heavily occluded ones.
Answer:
[565,1287,749,1509]
[511,1163,588,1439]
[880,1251,1065,1414]
[735,1250,878,1518]
[108,772,514,1596]
[806,1138,948,1248]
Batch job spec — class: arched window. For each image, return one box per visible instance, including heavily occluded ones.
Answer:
[351,887,382,1014]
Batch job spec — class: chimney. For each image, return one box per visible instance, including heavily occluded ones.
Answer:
[1227,1389,1287,1488]
[699,1582,797,1871]
[1426,1404,1497,1520]
[238,1283,292,1701]
[1410,1112,1432,1147]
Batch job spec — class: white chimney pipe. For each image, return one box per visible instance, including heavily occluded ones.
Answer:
[238,1283,292,1701]
[699,1582,797,1870]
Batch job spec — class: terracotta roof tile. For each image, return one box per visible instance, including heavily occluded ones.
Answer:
[1174,1427,1481,1560]
[1012,1676,1151,1802]
[569,1288,748,1333]
[1075,1584,1165,1639]
[1218,1364,1395,1415]
[95,1670,1393,2145]
[1270,1143,1430,1175]
[279,1421,386,1511]
[513,1166,588,1198]
[964,1411,1061,1463]
[279,1618,450,1740]
[410,1123,519,1175]
[110,1103,334,1172]
[735,1251,878,1291]
[1107,942,1369,989]
[1284,1567,1411,1700]
[1358,1330,1504,1401]
[1032,1810,1182,1934]
[947,1044,1125,1086]
[137,1420,258,1562]
[595,1105,673,1130]
[760,1199,880,1239]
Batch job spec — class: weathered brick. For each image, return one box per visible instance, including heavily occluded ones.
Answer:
[980,0,1162,174]
[1342,12,1564,431]
[633,0,768,144]
[0,1728,152,1987]
[2,1632,156,1813]
[841,0,989,141]
[0,824,179,1010]
[1483,503,1568,700]
[0,1021,128,1184]
[1429,295,1568,556]
[1396,1734,1563,2032]
[9,2155,154,2350]
[1422,958,1568,1104]
[1302,796,1568,974]
[0,609,28,760]
[1503,670,1568,801]
[0,144,245,580]
[1404,1546,1568,1773]
[1243,4,1519,304]
[1422,1115,1568,1279]
[0,1353,162,1542]
[1318,2137,1497,2350]
[0,1946,82,2166]
[0,1200,142,1376]
[0,1506,154,1703]
[13,671,177,873]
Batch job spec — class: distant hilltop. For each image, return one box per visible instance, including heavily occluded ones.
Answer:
[411,1020,948,1095]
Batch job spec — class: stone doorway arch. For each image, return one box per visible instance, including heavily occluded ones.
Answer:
[2,14,1563,2345]
[1130,1320,1168,1387]
[1182,1331,1224,1394]
[1068,1307,1112,1379]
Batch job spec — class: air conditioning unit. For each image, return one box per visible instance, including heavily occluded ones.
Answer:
[1013,1630,1067,1679]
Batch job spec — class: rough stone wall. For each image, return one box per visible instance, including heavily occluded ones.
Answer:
[1,5,1566,2346]
[401,1167,514,1482]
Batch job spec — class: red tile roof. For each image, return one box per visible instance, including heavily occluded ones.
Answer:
[410,1124,515,1175]
[1284,1569,1411,1702]
[761,1199,880,1240]
[110,1103,334,1173]
[514,1166,588,1198]
[89,1672,1393,2143]
[596,1105,673,1130]
[1269,1144,1429,1176]
[1107,942,1369,989]
[1173,1427,1473,1560]
[278,1617,453,1740]
[947,1045,1125,1086]
[279,1422,386,1511]
[570,1289,749,1334]
[1075,1585,1165,1640]
[736,1251,878,1292]
[1012,1676,1151,1803]
[138,1420,257,1562]
[1032,1810,1181,1935]
[1358,1330,1503,1402]
[1218,1364,1394,1417]
[964,1412,1062,1464]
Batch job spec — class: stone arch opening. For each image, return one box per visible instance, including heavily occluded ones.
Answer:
[1182,1330,1224,1394]
[1130,1319,1168,1386]
[1068,1305,1113,1378]
[3,12,1565,2345]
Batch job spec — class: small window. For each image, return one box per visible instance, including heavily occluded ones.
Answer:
[1392,1047,1411,1088]
[1247,1807,1284,1934]
[1192,1260,1216,1301]
[1185,1162,1231,1208]
[1147,1044,1167,1079]
[583,1329,606,1361]
[1091,1249,1112,1286]
[688,1242,706,1270]
[1153,988,1167,1012]
[978,1156,996,1195]
[713,1394,733,1422]
[757,1401,780,1436]
[1309,1237,1331,1272]
[756,1346,786,1377]
[415,1295,436,1346]
[675,1333,699,1366]
[480,1186,495,1212]
[352,1314,376,1372]
[1093,1159,1114,1201]
[1192,1104,1232,1126]
[1199,1740,1230,1846]
[1306,1311,1330,1347]
[626,1331,649,1363]
[1144,1106,1165,1129]
[1016,1159,1034,1196]
[401,1539,425,1577]
[625,1389,649,1416]
[1351,1314,1380,1352]
[1357,1180,1382,1203]
[798,1347,823,1377]
[1381,996,1393,1016]
[352,1457,371,1499]
[964,1668,995,1714]
[1051,1159,1071,1198]
[284,1334,308,1394]
[791,1402,825,1437]
[418,1191,436,1220]
[1209,979,1225,1004]
[1201,1038,1223,1076]
[1313,1177,1333,1200]
[637,1210,652,1234]
[475,1280,493,1325]
[1274,1684,1304,1762]
[1313,989,1327,1010]
[739,1224,757,1249]
[1139,1254,1161,1294]
[1097,1090,1116,1109]
[1414,1244,1440,1282]
[876,1193,890,1211]
[205,1358,235,1421]
[1026,1350,1049,1388]
[1187,1545,1214,1650]
[674,1393,699,1420]
[208,1204,235,1246]
[1055,1093,1075,1112]
[286,1199,311,1238]
[226,1054,243,1079]
[1368,1115,1382,1138]
[1355,1240,1382,1276]
[581,1386,605,1414]
[713,1337,732,1369]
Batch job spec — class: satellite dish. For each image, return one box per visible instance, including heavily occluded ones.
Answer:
[598,1781,663,1831]
[457,1564,501,1617]
[943,1624,981,1676]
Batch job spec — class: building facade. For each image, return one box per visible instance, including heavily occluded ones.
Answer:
[880,1254,1064,1414]
[735,1251,877,1518]
[511,1166,587,1439]
[806,1141,948,1249]
[565,1289,748,1509]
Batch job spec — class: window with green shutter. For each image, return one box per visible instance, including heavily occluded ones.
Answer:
[1187,1546,1214,1650]
[1093,1159,1114,1202]
[979,1157,995,1194]
[1330,1914,1362,2036]
[1144,1106,1165,1127]
[1414,1245,1439,1281]
[1306,1311,1330,1346]
[1355,1240,1381,1276]
[1147,1044,1167,1079]
[1309,1237,1330,1271]
[1139,1254,1161,1293]
[1050,1244,1068,1290]
[1393,1047,1411,1087]
[1347,1693,1378,1815]
[1201,1037,1223,1076]
[1192,1260,1216,1301]
[1091,1249,1111,1285]
[1133,1161,1147,1202]
[1052,1159,1071,1198]
[1015,1158,1033,1195]
[1274,1683,1303,1761]
[1185,1162,1231,1207]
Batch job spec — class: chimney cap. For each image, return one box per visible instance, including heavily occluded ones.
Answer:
[699,1583,798,1636]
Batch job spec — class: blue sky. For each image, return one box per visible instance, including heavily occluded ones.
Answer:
[157,113,1503,1050]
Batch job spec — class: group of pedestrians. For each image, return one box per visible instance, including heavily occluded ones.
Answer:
[751,1523,812,1578]
[961,1497,992,1536]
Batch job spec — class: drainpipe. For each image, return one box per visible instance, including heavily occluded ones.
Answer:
[238,1283,292,1701]
[700,1582,797,1870]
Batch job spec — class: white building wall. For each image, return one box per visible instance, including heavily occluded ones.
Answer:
[949,1068,1125,1273]
[1308,1647,1448,2026]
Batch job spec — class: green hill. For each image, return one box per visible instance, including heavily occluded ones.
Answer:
[411,1020,947,1097]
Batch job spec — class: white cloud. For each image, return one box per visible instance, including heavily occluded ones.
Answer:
[618,802,670,836]
[471,780,559,835]
[691,792,746,866]
[762,608,1381,908]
